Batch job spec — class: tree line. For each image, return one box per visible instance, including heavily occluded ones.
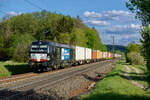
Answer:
[0,10,107,62]
[126,0,150,85]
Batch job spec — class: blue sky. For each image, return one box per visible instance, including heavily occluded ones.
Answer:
[0,0,141,46]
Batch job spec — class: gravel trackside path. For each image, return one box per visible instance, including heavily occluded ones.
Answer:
[124,65,145,89]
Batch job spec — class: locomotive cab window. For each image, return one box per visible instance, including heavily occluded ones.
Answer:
[30,45,48,53]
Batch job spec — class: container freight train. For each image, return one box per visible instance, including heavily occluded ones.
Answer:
[29,41,121,72]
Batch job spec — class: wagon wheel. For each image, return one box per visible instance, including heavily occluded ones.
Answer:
[60,63,65,69]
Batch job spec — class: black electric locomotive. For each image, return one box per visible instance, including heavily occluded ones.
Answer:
[29,41,75,72]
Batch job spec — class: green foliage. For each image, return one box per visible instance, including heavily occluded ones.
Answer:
[13,42,29,62]
[126,0,150,26]
[126,0,150,83]
[9,34,35,58]
[0,10,106,62]
[141,26,150,76]
[126,43,141,63]
[127,52,145,65]
[0,34,4,48]
[0,34,6,60]
[72,28,87,47]
[85,27,107,51]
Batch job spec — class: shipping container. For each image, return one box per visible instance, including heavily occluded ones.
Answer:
[75,46,85,61]
[92,50,97,60]
[114,53,117,58]
[97,50,102,59]
[85,48,92,60]
[111,53,113,58]
[108,52,111,59]
[102,52,104,59]
[108,52,113,59]
[103,52,107,59]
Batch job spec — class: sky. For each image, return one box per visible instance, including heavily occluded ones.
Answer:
[0,0,141,46]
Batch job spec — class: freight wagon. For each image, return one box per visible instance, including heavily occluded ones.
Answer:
[29,41,121,72]
[108,52,113,59]
[92,50,97,62]
[85,48,92,63]
[102,52,108,59]
[75,46,85,65]
[96,50,102,61]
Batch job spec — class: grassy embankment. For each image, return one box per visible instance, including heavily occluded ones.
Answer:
[0,61,31,78]
[79,59,150,100]
[129,64,149,88]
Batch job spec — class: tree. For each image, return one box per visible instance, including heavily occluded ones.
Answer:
[141,26,150,76]
[126,0,150,26]
[0,34,5,60]
[13,42,29,62]
[126,0,150,83]
[0,10,106,62]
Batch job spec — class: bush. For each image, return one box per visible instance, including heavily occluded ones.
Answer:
[127,52,145,65]
[126,43,141,63]
[13,42,30,62]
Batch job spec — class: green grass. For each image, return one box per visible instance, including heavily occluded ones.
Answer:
[129,65,149,88]
[0,61,31,78]
[79,60,150,100]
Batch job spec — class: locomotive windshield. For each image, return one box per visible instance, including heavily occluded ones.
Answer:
[30,45,48,53]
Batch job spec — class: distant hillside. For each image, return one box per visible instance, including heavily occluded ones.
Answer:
[106,45,126,53]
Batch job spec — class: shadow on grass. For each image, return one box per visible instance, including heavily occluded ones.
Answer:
[81,92,150,100]
[0,89,65,100]
[116,61,130,65]
[133,65,148,72]
[104,70,148,83]
[4,64,32,75]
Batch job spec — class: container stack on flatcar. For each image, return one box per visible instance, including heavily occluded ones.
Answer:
[96,50,102,61]
[85,48,92,64]
[75,46,85,65]
[29,41,121,72]
[92,50,97,62]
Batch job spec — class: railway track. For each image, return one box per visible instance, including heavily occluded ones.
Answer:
[0,59,116,100]
[0,73,37,85]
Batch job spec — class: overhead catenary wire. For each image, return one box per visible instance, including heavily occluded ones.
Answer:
[24,0,43,10]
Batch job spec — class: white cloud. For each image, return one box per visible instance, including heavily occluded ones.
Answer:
[100,32,141,46]
[103,10,131,17]
[104,24,141,34]
[130,24,141,29]
[83,11,101,18]
[83,10,135,21]
[84,20,110,26]
[6,11,18,16]
[83,10,141,46]
[6,11,23,16]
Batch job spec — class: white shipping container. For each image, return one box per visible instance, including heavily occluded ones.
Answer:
[103,52,107,58]
[75,46,85,61]
[85,48,92,60]
[114,54,117,57]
